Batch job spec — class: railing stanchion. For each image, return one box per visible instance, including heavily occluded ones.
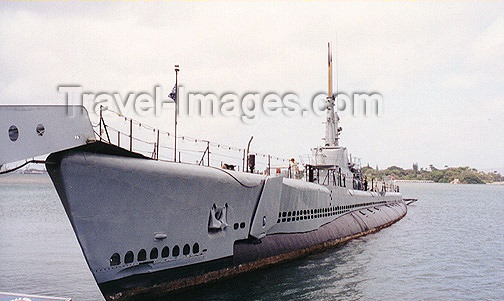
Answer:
[242,149,246,172]
[268,155,271,175]
[129,119,133,152]
[207,141,210,166]
[156,130,160,160]
[99,106,103,141]
[104,124,111,144]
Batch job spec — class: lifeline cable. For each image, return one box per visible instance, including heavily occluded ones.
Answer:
[0,160,46,175]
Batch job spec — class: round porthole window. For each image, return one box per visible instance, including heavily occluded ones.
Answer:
[8,125,19,142]
[36,124,45,136]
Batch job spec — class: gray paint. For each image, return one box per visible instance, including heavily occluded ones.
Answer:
[0,106,94,165]
[46,147,405,291]
[3,103,407,300]
[249,176,284,239]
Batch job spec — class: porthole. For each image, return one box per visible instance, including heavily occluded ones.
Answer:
[8,125,19,142]
[161,246,169,258]
[240,222,245,229]
[150,248,158,259]
[110,253,120,266]
[233,223,239,230]
[193,243,199,254]
[172,245,180,257]
[138,249,147,261]
[36,124,45,136]
[125,251,134,263]
[183,244,190,255]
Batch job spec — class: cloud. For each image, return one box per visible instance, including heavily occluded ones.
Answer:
[0,1,503,169]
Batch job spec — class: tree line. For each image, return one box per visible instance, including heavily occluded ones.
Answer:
[362,164,503,184]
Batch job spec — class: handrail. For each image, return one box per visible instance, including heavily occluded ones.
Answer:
[94,106,291,173]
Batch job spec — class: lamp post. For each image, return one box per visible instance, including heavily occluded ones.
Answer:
[246,136,253,172]
[174,64,180,162]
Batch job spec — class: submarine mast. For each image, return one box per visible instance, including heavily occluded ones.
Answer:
[325,42,340,147]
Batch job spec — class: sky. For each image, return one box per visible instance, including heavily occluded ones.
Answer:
[1,1,503,171]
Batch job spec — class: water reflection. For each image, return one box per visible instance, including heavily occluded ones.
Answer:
[2,178,503,301]
[157,243,367,301]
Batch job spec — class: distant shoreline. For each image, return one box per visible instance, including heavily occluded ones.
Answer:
[394,180,434,183]
[486,181,504,185]
[394,180,504,185]
[363,165,503,185]
[0,173,52,184]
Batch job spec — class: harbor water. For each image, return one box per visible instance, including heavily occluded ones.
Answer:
[1,174,503,300]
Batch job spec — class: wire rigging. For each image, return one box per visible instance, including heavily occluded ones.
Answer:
[96,107,291,166]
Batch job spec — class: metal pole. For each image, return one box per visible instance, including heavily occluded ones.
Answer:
[207,141,210,166]
[246,136,253,173]
[104,123,111,144]
[174,65,180,162]
[268,155,271,176]
[129,118,133,152]
[99,105,102,142]
[156,130,160,160]
[242,149,246,172]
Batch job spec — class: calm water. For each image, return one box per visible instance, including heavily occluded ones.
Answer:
[1,174,503,300]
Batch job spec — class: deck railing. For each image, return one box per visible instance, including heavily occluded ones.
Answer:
[94,106,291,174]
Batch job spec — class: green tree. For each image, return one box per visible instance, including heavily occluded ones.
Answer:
[461,174,485,184]
[413,162,419,174]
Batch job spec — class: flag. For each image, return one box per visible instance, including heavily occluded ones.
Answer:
[168,84,177,102]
